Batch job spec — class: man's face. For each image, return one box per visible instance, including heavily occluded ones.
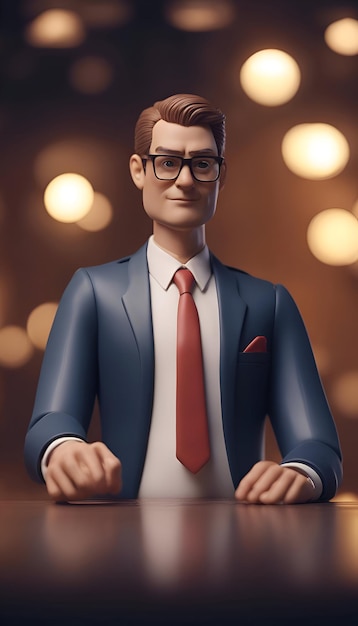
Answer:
[132,120,223,233]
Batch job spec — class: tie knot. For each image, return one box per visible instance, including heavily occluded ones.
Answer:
[173,268,195,295]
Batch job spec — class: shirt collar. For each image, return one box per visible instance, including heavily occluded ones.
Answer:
[147,235,212,292]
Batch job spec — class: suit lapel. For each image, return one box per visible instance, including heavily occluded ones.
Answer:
[121,244,154,493]
[122,243,154,410]
[211,254,247,479]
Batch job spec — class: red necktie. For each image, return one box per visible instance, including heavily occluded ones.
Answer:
[173,268,210,473]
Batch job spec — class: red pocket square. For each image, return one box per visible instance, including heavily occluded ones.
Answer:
[243,336,267,353]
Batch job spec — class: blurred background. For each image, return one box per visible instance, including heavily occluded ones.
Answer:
[0,0,357,500]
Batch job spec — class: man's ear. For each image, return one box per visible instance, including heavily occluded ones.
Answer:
[129,154,145,190]
[219,160,227,190]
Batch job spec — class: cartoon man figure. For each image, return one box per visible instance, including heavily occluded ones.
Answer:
[24,94,342,503]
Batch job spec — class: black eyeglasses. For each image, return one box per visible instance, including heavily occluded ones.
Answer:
[142,154,224,182]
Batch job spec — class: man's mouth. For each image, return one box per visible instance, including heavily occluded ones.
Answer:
[170,197,198,202]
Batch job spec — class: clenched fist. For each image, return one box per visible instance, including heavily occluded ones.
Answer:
[46,440,122,502]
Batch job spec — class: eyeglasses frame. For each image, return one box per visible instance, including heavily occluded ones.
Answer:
[141,154,224,182]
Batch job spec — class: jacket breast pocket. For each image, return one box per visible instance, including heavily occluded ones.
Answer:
[235,352,271,420]
[238,352,270,365]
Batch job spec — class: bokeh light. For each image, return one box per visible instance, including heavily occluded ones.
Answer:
[25,9,86,48]
[353,199,358,218]
[0,326,34,368]
[333,492,358,503]
[324,18,358,56]
[26,302,58,351]
[282,123,350,179]
[307,208,358,266]
[165,0,235,32]
[69,56,114,95]
[239,49,301,106]
[311,343,332,377]
[80,0,134,28]
[44,173,94,223]
[77,192,113,232]
[331,371,358,418]
[34,140,103,188]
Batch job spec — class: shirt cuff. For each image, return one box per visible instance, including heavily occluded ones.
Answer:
[281,462,323,500]
[41,436,85,482]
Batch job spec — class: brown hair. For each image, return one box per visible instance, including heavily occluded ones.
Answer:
[134,93,226,157]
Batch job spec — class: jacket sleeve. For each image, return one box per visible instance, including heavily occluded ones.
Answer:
[24,269,98,482]
[269,284,342,501]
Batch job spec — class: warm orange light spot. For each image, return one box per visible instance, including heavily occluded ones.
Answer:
[25,9,86,48]
[44,173,94,223]
[239,49,301,106]
[69,56,114,94]
[165,0,235,32]
[332,370,358,417]
[325,18,358,56]
[27,302,58,350]
[307,209,358,266]
[81,0,134,28]
[333,492,358,503]
[282,123,350,179]
[77,192,113,231]
[352,199,358,218]
[0,326,34,368]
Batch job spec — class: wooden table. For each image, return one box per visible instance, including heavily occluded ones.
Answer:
[0,499,357,625]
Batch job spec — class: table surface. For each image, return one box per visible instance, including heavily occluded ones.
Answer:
[1,499,358,625]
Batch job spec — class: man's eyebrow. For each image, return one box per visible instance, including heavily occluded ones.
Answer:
[154,147,217,156]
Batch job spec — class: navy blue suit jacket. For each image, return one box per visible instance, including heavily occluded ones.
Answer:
[24,243,342,499]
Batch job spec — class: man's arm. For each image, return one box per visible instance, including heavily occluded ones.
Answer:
[25,269,123,501]
[234,283,342,504]
[265,284,342,502]
[24,269,115,496]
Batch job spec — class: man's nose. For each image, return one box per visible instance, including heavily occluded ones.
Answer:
[176,163,195,185]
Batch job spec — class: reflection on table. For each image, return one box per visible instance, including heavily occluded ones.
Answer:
[0,499,357,624]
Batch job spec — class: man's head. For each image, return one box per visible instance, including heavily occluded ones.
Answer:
[130,94,226,251]
[134,93,226,158]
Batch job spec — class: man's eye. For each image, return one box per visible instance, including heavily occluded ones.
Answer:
[196,160,211,169]
[161,159,177,168]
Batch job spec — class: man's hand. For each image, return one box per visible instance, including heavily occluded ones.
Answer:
[235,461,316,504]
[46,441,122,502]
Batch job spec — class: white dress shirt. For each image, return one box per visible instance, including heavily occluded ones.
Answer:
[138,236,233,497]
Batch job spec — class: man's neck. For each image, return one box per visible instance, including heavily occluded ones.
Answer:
[152,224,206,263]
